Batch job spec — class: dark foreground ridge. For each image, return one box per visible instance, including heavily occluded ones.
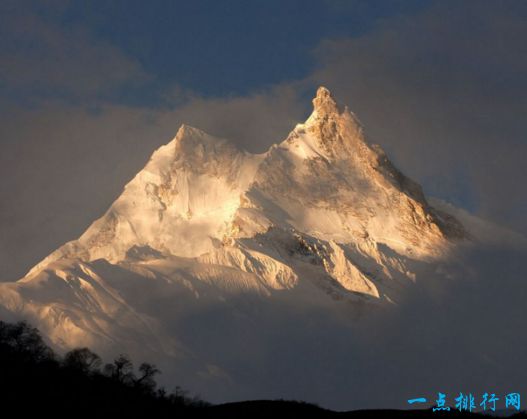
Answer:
[204,401,527,418]
[1,320,524,418]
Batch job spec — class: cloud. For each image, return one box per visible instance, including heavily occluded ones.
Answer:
[0,1,148,102]
[0,2,527,410]
[167,83,308,152]
[309,0,527,233]
[0,83,306,281]
[1,1,526,283]
[0,1,306,281]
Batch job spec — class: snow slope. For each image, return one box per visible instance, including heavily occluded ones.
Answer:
[0,86,474,404]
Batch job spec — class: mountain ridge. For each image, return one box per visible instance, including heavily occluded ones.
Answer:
[0,86,475,405]
[29,86,464,273]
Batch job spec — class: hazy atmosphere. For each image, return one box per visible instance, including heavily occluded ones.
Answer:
[2,0,526,281]
[1,0,527,413]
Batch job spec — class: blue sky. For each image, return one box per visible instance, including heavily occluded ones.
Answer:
[30,1,430,97]
[0,0,526,280]
[2,2,527,409]
[1,0,431,105]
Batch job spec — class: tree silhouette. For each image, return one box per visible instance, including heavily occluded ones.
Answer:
[64,347,102,373]
[135,362,160,392]
[104,353,135,384]
[0,320,210,417]
[0,320,53,361]
[0,320,460,417]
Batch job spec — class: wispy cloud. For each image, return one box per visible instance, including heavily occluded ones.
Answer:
[0,1,526,284]
[310,0,527,232]
[0,1,148,103]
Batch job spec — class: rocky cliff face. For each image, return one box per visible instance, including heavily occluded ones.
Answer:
[0,87,468,402]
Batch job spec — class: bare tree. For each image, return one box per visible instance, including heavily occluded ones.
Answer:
[134,362,160,392]
[63,348,102,373]
[0,321,53,361]
[104,354,135,384]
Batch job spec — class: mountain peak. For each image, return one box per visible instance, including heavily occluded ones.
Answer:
[0,85,470,373]
[312,86,340,116]
[174,123,207,142]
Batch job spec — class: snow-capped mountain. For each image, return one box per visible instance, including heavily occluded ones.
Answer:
[0,87,472,403]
